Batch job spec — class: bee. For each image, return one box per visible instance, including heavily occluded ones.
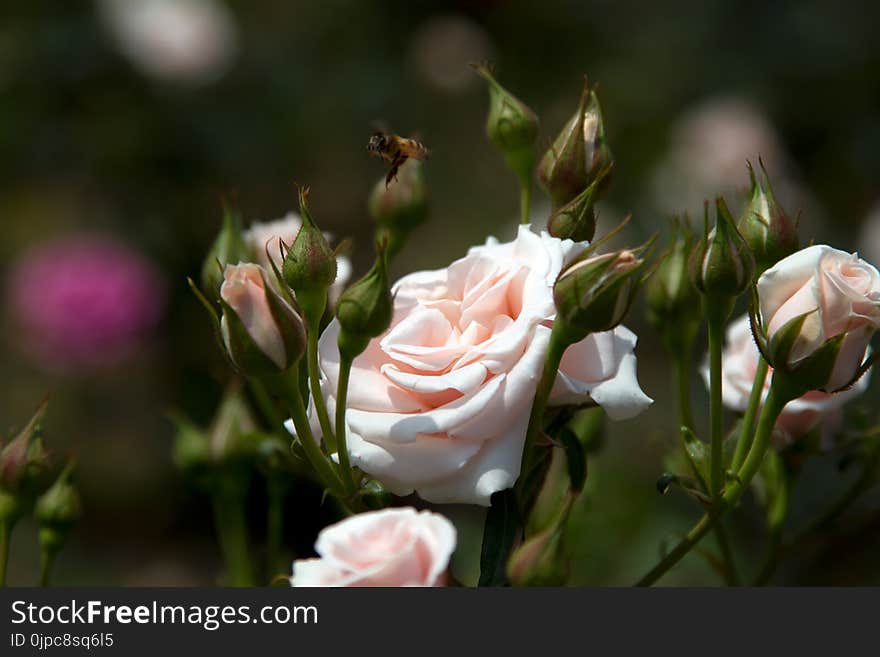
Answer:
[367,130,430,188]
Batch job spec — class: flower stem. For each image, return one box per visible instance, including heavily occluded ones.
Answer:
[636,379,790,586]
[0,520,10,587]
[248,379,285,434]
[520,179,532,225]
[266,475,286,579]
[307,315,337,453]
[276,372,348,500]
[706,310,727,502]
[519,326,570,498]
[40,546,57,587]
[672,354,695,432]
[334,354,358,495]
[731,357,770,472]
[212,478,254,586]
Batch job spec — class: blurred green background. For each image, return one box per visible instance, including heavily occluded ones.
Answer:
[2,0,880,585]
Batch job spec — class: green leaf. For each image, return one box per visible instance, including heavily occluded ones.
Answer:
[478,489,521,587]
[680,425,709,490]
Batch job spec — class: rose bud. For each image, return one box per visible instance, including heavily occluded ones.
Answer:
[546,163,612,242]
[282,187,338,323]
[507,507,570,586]
[472,63,539,188]
[689,197,755,300]
[368,159,428,261]
[738,160,799,275]
[553,247,646,344]
[291,507,456,587]
[200,204,250,299]
[35,461,82,560]
[646,219,701,351]
[539,79,613,208]
[220,263,306,377]
[756,245,880,391]
[335,244,393,360]
[0,399,50,495]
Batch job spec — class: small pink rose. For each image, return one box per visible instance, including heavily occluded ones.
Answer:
[703,314,869,446]
[757,245,880,389]
[290,508,456,587]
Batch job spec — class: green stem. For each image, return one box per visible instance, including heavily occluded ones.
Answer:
[212,480,254,586]
[713,522,740,586]
[248,379,285,434]
[266,476,286,579]
[672,354,695,432]
[731,357,770,472]
[308,316,337,453]
[518,326,570,493]
[636,380,790,586]
[276,372,348,500]
[40,547,57,587]
[334,354,358,495]
[519,179,532,225]
[0,521,10,587]
[707,312,726,501]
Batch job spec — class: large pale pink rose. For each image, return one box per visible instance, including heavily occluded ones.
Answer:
[243,213,352,302]
[307,225,652,505]
[290,508,456,587]
[758,245,880,390]
[220,263,288,369]
[703,314,869,445]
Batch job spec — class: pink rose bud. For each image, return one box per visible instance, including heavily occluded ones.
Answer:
[539,79,613,208]
[0,399,50,496]
[553,247,646,344]
[757,245,880,391]
[290,508,456,587]
[220,263,305,376]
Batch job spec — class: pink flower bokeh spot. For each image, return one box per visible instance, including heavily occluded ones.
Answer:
[6,235,165,372]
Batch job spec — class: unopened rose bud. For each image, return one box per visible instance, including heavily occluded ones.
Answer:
[646,220,701,351]
[546,164,612,242]
[0,399,50,496]
[220,263,306,377]
[35,461,82,556]
[508,494,573,586]
[738,160,799,275]
[200,204,250,298]
[472,63,538,187]
[336,245,393,360]
[756,245,880,391]
[554,247,645,344]
[538,80,613,208]
[282,188,338,322]
[689,197,755,299]
[369,159,429,261]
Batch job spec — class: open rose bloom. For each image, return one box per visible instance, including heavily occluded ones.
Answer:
[291,508,456,587]
[757,244,880,390]
[306,225,652,505]
[705,314,870,446]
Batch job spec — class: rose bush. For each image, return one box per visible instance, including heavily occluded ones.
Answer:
[304,225,651,505]
[758,245,880,390]
[290,508,456,587]
[704,314,869,445]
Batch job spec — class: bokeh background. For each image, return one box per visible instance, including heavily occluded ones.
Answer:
[3,0,880,585]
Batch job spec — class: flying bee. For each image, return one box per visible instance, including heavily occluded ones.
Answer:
[367,130,430,188]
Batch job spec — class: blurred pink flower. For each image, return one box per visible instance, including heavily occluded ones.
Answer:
[6,235,164,372]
